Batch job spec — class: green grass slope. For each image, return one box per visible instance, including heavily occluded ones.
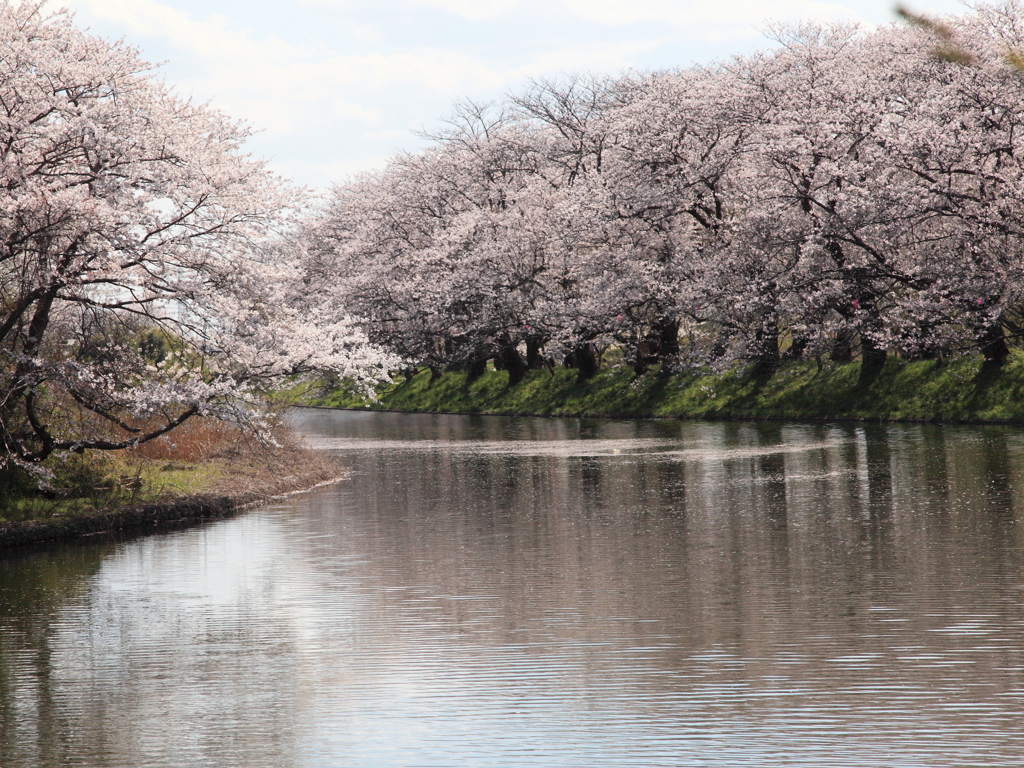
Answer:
[315,351,1024,423]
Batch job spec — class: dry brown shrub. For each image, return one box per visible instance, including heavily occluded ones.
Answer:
[121,412,343,502]
[127,417,252,462]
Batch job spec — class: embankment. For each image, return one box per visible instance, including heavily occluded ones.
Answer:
[0,446,342,550]
[317,352,1024,424]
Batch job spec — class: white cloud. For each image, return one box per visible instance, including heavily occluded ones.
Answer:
[282,154,407,190]
[41,0,974,189]
[54,0,304,61]
[408,0,524,22]
[49,0,509,136]
[298,0,526,22]
[560,0,865,29]
[309,50,506,92]
[511,39,664,77]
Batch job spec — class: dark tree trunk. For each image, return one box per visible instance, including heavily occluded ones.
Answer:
[526,338,545,369]
[466,357,488,381]
[631,318,679,375]
[750,355,779,376]
[750,312,780,375]
[831,329,855,363]
[979,317,1010,364]
[853,291,885,384]
[831,329,856,364]
[832,284,875,364]
[573,342,599,381]
[631,340,650,376]
[858,336,887,385]
[653,317,680,359]
[429,366,442,383]
[498,342,528,385]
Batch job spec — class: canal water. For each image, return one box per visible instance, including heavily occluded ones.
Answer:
[2,410,1024,767]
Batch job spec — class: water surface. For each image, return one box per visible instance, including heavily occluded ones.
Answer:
[2,411,1024,766]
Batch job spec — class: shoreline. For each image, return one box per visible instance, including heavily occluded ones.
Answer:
[299,403,1024,427]
[0,454,345,552]
[14,361,1023,555]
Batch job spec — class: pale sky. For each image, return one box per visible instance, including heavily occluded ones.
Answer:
[45,0,970,190]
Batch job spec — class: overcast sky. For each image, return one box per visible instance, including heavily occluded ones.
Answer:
[45,0,970,190]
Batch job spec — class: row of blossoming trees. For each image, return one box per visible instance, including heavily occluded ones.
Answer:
[6,1,1024,475]
[301,3,1024,385]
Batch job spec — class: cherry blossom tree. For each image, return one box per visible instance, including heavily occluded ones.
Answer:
[718,14,1024,372]
[599,66,759,370]
[305,102,566,384]
[0,2,391,472]
[887,3,1024,362]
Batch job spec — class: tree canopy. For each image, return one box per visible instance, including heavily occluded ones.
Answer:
[0,2,391,474]
[301,2,1024,381]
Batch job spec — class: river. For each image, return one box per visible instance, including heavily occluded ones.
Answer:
[2,410,1023,766]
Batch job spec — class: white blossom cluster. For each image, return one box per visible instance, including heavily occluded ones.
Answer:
[302,2,1024,382]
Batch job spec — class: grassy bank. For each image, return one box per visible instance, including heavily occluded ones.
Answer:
[0,418,343,549]
[315,351,1024,423]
